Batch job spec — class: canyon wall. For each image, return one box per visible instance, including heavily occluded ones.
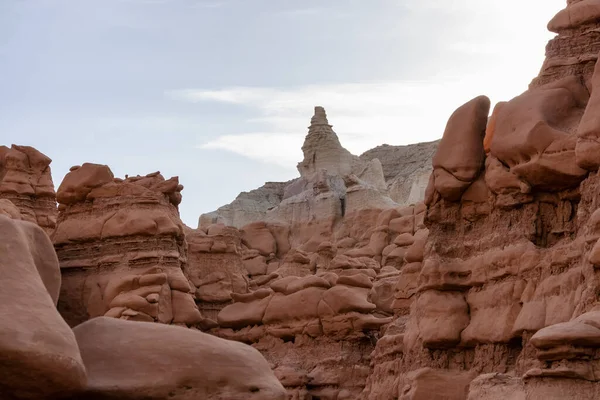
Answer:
[4,1,600,399]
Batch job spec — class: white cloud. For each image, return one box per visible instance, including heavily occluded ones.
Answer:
[168,0,565,169]
[201,132,304,169]
[171,73,530,167]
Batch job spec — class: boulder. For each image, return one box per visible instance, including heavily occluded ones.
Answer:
[0,215,86,399]
[71,317,286,399]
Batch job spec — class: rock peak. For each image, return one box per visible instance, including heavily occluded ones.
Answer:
[298,106,355,177]
[310,106,331,127]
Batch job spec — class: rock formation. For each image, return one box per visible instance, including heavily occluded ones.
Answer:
[53,163,209,328]
[70,317,286,399]
[8,1,600,398]
[0,190,288,400]
[363,2,600,398]
[360,140,438,206]
[200,108,437,229]
[0,145,57,234]
[203,201,428,398]
[199,180,291,228]
[0,215,86,399]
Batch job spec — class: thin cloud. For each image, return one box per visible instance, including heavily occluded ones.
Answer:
[167,0,563,169]
[172,76,525,166]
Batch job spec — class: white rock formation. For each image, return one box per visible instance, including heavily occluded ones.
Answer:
[199,107,437,229]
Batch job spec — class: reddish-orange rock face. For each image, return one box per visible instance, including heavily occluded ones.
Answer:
[52,165,208,329]
[0,145,57,234]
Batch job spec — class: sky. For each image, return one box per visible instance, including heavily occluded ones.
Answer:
[0,0,564,226]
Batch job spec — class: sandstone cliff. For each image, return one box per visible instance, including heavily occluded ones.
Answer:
[0,145,57,234]
[52,164,209,328]
[6,1,600,399]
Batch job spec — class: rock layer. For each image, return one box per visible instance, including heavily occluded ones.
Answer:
[200,108,437,229]
[0,145,57,233]
[53,164,207,328]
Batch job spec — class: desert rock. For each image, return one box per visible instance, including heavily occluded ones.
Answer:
[0,215,86,399]
[70,317,286,399]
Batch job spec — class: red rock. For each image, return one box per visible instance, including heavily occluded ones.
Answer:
[0,145,57,233]
[0,216,86,398]
[548,0,600,32]
[432,96,490,201]
[399,368,476,400]
[577,50,600,170]
[72,317,286,399]
[491,76,588,190]
[241,221,277,256]
[53,167,200,328]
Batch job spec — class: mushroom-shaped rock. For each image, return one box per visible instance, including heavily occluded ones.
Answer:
[57,163,114,205]
[0,215,86,398]
[490,76,588,190]
[531,311,600,351]
[432,95,490,201]
[548,0,600,32]
[72,317,286,399]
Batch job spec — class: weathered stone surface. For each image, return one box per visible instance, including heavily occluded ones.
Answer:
[467,373,525,400]
[0,215,86,399]
[0,145,57,233]
[490,76,588,190]
[52,167,205,328]
[577,49,600,170]
[70,317,286,399]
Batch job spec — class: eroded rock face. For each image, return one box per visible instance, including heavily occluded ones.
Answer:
[200,107,436,230]
[432,95,490,201]
[297,106,362,178]
[200,203,427,398]
[68,317,286,400]
[365,3,600,397]
[490,76,588,191]
[534,0,600,88]
[0,145,57,233]
[198,181,291,228]
[0,215,86,399]
[186,225,249,320]
[360,141,439,206]
[53,165,207,328]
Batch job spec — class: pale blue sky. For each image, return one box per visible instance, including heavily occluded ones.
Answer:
[0,0,563,225]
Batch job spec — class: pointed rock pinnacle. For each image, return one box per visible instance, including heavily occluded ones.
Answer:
[310,106,331,127]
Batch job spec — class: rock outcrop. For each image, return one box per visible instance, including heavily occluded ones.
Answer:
[196,201,428,398]
[69,317,286,400]
[534,0,600,88]
[53,164,208,328]
[199,181,291,228]
[0,145,57,233]
[200,108,437,229]
[0,214,87,399]
[9,2,600,398]
[360,140,439,206]
[363,2,600,398]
